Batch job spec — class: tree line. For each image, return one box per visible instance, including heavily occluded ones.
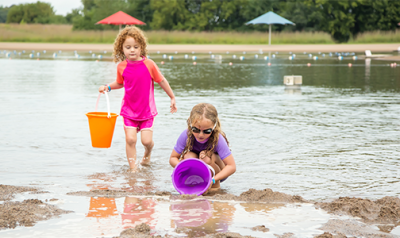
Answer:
[2,0,400,43]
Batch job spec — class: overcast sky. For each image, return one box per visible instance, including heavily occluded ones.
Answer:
[1,0,83,16]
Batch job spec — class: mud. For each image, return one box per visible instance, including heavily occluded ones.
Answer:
[251,225,270,232]
[318,219,398,237]
[315,196,400,225]
[0,184,39,201]
[67,189,171,198]
[0,199,72,230]
[210,188,307,203]
[118,223,256,238]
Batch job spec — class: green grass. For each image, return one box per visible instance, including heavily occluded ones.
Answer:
[1,23,400,44]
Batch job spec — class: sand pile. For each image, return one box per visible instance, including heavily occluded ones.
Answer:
[0,199,72,230]
[315,196,400,224]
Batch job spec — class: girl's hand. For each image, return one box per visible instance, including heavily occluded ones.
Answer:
[170,98,177,114]
[199,151,211,164]
[98,85,108,93]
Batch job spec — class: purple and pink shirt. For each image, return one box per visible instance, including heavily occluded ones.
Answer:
[174,129,232,160]
[116,57,165,121]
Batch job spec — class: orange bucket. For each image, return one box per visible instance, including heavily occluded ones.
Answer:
[86,92,118,148]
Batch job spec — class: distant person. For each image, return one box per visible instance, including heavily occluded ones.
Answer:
[99,26,177,172]
[169,103,236,194]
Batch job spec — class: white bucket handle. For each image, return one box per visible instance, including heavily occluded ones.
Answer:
[95,91,111,118]
[206,164,215,178]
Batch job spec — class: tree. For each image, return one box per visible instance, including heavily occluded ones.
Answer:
[0,6,10,23]
[6,1,56,24]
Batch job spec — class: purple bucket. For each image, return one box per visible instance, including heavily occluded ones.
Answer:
[172,158,212,196]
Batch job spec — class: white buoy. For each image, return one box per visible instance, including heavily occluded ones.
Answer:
[232,55,237,59]
[162,54,167,59]
[292,54,296,58]
[53,53,57,58]
[75,54,80,58]
[98,55,102,59]
[29,53,33,58]
[338,56,343,60]
[168,55,173,60]
[6,52,11,57]
[184,54,189,59]
[36,52,40,57]
[254,54,258,59]
[192,56,197,60]
[210,55,215,59]
[239,56,245,61]
[264,56,269,60]
[353,56,358,60]
[272,54,276,58]
[313,56,318,60]
[289,56,293,60]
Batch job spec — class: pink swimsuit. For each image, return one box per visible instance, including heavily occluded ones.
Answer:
[116,57,165,130]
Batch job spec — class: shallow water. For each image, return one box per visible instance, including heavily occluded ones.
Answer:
[1,50,400,236]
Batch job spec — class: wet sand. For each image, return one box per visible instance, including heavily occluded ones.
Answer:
[0,42,399,53]
[0,185,72,230]
[2,182,399,237]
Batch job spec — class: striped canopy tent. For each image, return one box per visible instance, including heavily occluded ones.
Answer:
[246,11,295,45]
[96,11,146,31]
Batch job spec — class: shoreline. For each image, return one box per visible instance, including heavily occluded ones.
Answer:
[1,42,399,53]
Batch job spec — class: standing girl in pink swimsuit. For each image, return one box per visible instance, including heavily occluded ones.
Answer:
[99,26,177,172]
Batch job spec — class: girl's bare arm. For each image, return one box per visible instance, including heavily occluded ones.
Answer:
[99,81,124,93]
[169,149,181,168]
[158,79,177,113]
[214,154,236,181]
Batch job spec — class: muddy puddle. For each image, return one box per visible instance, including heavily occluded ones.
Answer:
[1,182,400,237]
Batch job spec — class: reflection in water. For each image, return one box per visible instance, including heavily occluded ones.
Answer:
[240,202,285,214]
[170,199,235,236]
[122,197,157,229]
[87,197,118,219]
[284,88,302,95]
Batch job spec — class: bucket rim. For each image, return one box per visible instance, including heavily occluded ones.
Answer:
[86,112,119,118]
[172,158,212,196]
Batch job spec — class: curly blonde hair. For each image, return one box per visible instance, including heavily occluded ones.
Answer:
[180,103,230,160]
[112,26,148,63]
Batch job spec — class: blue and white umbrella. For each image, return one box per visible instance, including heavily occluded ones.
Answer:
[246,11,295,45]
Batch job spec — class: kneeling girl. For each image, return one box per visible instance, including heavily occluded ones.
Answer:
[169,103,236,194]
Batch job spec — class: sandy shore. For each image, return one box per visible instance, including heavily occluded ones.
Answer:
[1,42,399,53]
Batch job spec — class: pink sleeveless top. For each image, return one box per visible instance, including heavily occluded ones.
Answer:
[116,57,165,121]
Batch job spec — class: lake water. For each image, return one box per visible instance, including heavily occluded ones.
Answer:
[1,50,400,237]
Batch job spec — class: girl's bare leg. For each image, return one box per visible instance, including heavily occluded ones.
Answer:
[183,151,198,160]
[125,128,138,172]
[140,130,154,166]
[200,152,221,194]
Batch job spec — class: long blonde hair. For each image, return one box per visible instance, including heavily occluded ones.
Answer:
[180,103,229,160]
[112,26,148,63]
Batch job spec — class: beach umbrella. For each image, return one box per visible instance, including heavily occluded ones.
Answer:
[96,11,146,31]
[246,11,295,45]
